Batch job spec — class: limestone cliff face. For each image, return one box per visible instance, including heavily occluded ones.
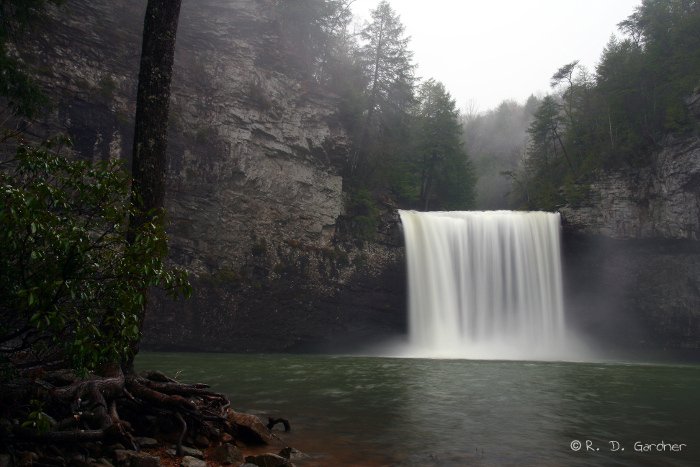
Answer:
[560,137,700,240]
[18,0,406,352]
[559,124,700,353]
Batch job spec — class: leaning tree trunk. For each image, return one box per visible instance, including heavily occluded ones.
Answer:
[126,0,182,370]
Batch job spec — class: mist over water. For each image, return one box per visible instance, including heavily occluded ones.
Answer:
[397,210,588,361]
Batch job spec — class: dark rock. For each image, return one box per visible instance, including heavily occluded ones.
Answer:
[244,453,293,467]
[35,447,66,466]
[112,449,133,465]
[227,411,281,446]
[179,456,206,467]
[278,447,308,461]
[134,437,159,448]
[209,443,244,465]
[0,455,11,467]
[86,442,104,458]
[129,454,161,467]
[166,446,203,459]
[563,233,700,354]
[36,456,66,467]
[69,455,91,467]
[193,434,209,448]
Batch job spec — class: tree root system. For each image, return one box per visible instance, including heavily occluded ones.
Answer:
[0,367,295,466]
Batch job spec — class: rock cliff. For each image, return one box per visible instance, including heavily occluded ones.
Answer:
[18,0,698,356]
[16,0,406,352]
[560,125,700,354]
[560,138,700,240]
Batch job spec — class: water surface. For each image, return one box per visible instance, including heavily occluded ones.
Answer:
[137,353,699,466]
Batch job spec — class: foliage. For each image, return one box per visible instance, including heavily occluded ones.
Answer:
[344,188,379,241]
[279,0,355,85]
[0,137,190,375]
[358,1,416,119]
[511,0,700,211]
[413,79,475,210]
[20,399,53,434]
[279,1,478,220]
[351,0,416,180]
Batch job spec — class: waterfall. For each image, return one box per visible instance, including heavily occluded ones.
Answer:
[399,210,568,360]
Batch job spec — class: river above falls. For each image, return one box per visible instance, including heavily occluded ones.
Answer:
[136,353,699,466]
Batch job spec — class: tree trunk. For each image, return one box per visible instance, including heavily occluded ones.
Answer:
[129,0,181,236]
[126,0,182,370]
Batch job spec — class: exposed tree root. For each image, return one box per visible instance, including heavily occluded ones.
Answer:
[267,417,291,432]
[0,365,278,465]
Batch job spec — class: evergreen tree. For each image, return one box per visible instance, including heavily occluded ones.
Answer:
[359,0,415,120]
[351,0,415,177]
[279,0,356,84]
[414,79,475,210]
[521,95,568,210]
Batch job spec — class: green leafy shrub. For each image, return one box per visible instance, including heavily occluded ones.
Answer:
[345,188,379,242]
[0,136,190,375]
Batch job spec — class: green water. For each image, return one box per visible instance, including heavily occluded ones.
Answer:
[136,353,699,466]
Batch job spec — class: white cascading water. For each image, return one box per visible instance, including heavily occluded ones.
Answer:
[399,210,570,360]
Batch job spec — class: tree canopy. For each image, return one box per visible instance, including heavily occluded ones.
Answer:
[509,0,700,210]
[414,80,475,210]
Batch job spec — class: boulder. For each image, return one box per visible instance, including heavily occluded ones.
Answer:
[244,453,293,467]
[166,446,203,459]
[209,444,244,465]
[194,434,210,448]
[227,411,281,446]
[112,450,160,467]
[130,455,161,467]
[180,456,206,467]
[278,447,308,461]
[134,437,159,448]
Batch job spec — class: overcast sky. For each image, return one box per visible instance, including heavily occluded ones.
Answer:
[350,0,642,113]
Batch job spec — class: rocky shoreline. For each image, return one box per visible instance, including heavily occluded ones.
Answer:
[0,370,309,467]
[1,435,306,467]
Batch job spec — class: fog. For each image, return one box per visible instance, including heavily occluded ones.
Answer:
[351,0,642,111]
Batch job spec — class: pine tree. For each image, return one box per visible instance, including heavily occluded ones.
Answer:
[522,95,567,209]
[360,1,415,119]
[415,80,475,210]
[351,0,415,176]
